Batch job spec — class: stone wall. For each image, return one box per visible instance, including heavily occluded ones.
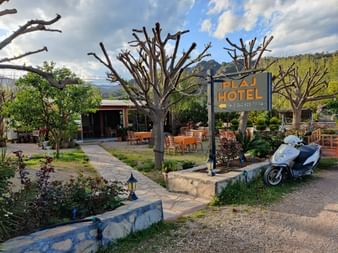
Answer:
[2,199,163,253]
[167,161,269,200]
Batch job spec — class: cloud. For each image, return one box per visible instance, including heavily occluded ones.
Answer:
[214,10,240,39]
[207,0,230,14]
[202,0,338,55]
[0,0,195,80]
[200,19,212,33]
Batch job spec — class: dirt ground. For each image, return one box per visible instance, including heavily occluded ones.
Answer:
[140,167,338,253]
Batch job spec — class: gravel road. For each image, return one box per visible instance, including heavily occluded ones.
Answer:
[155,167,338,253]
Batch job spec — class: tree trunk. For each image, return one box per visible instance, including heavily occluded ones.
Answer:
[171,110,177,135]
[152,118,165,170]
[292,108,302,130]
[238,111,249,134]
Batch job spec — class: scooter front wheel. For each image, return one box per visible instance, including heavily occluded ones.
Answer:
[264,166,283,186]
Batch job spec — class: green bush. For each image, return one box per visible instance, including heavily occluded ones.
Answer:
[269,116,280,125]
[212,176,302,206]
[269,116,280,131]
[216,119,224,129]
[247,120,253,127]
[180,161,195,170]
[0,154,126,242]
[137,160,154,172]
[0,149,17,240]
[162,160,178,173]
[230,119,239,131]
[255,117,267,131]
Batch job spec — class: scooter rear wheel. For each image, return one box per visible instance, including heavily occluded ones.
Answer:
[264,166,283,186]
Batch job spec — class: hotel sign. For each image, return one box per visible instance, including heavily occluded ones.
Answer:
[214,72,272,112]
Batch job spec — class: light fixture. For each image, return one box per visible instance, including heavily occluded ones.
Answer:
[127,173,138,201]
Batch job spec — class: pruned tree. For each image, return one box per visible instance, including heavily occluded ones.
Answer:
[224,36,274,134]
[273,64,337,129]
[89,22,211,169]
[0,0,76,88]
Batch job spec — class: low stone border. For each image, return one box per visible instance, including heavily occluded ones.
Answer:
[2,199,163,253]
[167,161,270,200]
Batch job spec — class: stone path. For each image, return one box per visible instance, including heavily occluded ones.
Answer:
[80,144,208,220]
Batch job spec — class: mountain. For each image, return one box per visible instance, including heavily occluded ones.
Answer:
[90,51,338,98]
[190,59,221,76]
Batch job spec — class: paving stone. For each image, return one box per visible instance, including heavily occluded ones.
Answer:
[81,144,208,220]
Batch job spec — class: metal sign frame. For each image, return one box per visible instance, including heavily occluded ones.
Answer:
[207,69,272,176]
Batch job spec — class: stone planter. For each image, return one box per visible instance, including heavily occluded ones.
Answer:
[167,161,270,200]
[2,199,163,253]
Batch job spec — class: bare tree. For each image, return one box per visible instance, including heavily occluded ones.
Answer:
[0,0,76,88]
[224,36,274,134]
[273,64,337,130]
[89,22,211,169]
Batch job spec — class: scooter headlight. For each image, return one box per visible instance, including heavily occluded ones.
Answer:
[274,153,286,162]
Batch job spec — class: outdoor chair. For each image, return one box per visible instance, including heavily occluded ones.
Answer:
[127,131,139,144]
[180,126,189,135]
[193,132,203,151]
[165,136,181,154]
[185,131,194,137]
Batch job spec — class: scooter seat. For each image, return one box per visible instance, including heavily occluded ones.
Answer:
[294,144,318,164]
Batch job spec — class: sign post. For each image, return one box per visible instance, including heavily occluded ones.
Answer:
[207,70,272,176]
[207,69,216,176]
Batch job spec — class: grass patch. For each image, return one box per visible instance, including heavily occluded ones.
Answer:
[212,157,338,206]
[317,157,338,170]
[105,146,206,185]
[97,222,177,253]
[23,148,96,176]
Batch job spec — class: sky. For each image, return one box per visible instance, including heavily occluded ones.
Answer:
[0,0,337,84]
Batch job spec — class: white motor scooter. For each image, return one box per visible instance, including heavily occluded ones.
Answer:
[264,135,321,186]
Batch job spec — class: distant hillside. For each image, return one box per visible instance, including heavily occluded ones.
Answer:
[191,51,338,81]
[263,51,338,82]
[91,51,338,99]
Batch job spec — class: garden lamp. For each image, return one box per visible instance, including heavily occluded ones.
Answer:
[207,157,215,176]
[127,173,138,201]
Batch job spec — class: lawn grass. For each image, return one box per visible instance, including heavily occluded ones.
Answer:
[97,221,178,253]
[23,148,96,176]
[212,157,338,206]
[105,145,208,185]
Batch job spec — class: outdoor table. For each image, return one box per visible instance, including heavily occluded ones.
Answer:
[174,135,197,153]
[134,131,152,142]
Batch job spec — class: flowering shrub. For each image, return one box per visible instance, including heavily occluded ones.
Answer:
[0,152,126,242]
[216,138,242,167]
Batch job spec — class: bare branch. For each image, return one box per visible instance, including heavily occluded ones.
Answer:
[0,14,61,50]
[0,46,48,63]
[0,64,79,88]
[0,0,9,5]
[0,8,16,17]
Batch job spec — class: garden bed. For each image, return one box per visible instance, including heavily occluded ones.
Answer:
[0,152,126,242]
[2,199,163,253]
[167,160,270,200]
[196,157,265,174]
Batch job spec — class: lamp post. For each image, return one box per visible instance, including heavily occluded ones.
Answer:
[207,69,216,176]
[207,157,215,176]
[127,173,138,201]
